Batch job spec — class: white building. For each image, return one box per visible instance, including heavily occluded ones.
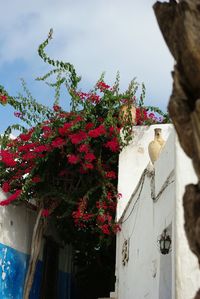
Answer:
[114,124,200,299]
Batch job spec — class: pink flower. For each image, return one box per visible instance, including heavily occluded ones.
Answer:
[14,111,23,118]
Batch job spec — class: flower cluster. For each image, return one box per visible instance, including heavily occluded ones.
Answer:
[0,32,169,239]
[0,79,132,237]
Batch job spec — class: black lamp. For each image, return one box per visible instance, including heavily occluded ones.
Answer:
[158,229,171,255]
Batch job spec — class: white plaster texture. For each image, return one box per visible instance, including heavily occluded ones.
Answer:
[0,198,35,254]
[0,192,73,272]
[116,125,200,299]
[117,124,173,221]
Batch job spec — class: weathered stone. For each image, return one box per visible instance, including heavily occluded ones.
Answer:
[154,0,200,297]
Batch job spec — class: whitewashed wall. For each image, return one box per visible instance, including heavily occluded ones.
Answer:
[116,125,200,299]
[117,124,173,221]
[0,190,73,298]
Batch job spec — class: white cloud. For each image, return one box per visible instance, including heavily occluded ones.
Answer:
[0,0,174,108]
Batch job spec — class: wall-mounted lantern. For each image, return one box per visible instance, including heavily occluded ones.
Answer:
[158,229,171,255]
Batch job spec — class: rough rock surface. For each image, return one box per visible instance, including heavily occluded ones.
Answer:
[153,1,200,297]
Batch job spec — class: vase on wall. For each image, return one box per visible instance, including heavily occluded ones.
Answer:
[148,128,165,164]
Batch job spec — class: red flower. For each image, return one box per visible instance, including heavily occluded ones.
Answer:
[58,123,72,136]
[78,144,90,153]
[69,131,87,144]
[67,154,79,164]
[73,115,83,123]
[0,189,22,206]
[100,224,110,235]
[24,166,34,174]
[96,201,107,209]
[113,224,121,233]
[51,137,66,148]
[18,143,37,152]
[109,126,116,134]
[82,163,94,170]
[136,108,148,125]
[97,214,106,224]
[53,105,61,112]
[19,133,31,142]
[2,182,10,193]
[0,95,7,104]
[105,138,119,152]
[0,150,16,167]
[85,153,96,162]
[88,125,106,138]
[96,81,110,91]
[76,92,88,100]
[107,192,113,200]
[88,94,100,104]
[34,145,51,153]
[105,171,116,179]
[42,209,50,217]
[32,176,41,183]
[22,152,36,161]
[85,123,94,131]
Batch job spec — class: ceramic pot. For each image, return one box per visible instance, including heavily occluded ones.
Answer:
[148,128,165,164]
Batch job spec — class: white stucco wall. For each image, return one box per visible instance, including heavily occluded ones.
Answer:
[116,125,200,299]
[0,190,73,273]
[117,124,173,221]
[0,194,36,255]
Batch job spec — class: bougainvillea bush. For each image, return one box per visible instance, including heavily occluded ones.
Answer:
[0,30,169,239]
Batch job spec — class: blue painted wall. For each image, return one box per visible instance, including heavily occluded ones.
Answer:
[0,243,71,299]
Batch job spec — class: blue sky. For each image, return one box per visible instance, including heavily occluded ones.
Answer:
[0,0,173,132]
